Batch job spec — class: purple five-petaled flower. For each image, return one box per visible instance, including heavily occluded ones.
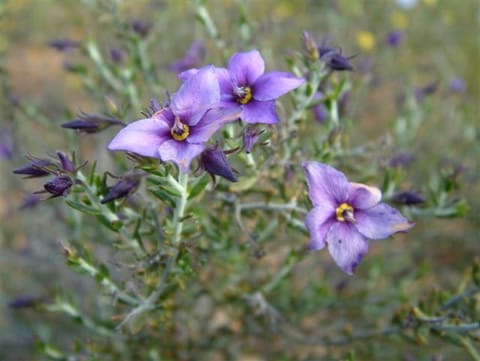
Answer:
[108,66,241,172]
[304,161,414,275]
[180,50,305,124]
[217,50,305,124]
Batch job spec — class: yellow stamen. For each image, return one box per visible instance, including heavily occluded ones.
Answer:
[237,86,252,105]
[170,116,190,141]
[336,203,355,222]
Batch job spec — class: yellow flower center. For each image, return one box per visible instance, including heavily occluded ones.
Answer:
[336,203,355,222]
[170,116,190,141]
[236,86,252,105]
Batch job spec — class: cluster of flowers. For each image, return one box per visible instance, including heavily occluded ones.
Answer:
[107,50,305,172]
[14,49,414,274]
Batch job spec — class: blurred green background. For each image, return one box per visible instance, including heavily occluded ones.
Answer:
[0,0,479,360]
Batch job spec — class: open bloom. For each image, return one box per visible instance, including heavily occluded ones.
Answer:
[180,50,304,124]
[304,161,414,275]
[216,50,305,124]
[108,66,241,172]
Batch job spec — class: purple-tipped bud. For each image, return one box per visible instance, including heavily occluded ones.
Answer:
[56,151,76,173]
[62,113,124,134]
[13,159,53,178]
[243,126,264,154]
[47,38,81,52]
[170,41,206,73]
[386,30,403,48]
[302,31,319,61]
[101,174,142,204]
[201,148,237,182]
[43,175,73,197]
[392,191,425,205]
[131,20,152,38]
[110,47,126,64]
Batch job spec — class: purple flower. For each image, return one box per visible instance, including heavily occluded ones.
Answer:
[215,50,305,124]
[170,41,206,73]
[131,20,152,38]
[385,30,403,48]
[304,161,414,275]
[108,66,241,172]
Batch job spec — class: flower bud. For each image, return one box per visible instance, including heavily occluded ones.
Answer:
[13,159,53,178]
[47,38,81,52]
[101,174,142,204]
[43,175,73,197]
[62,113,124,134]
[56,151,76,173]
[392,191,425,205]
[302,31,319,61]
[243,126,264,154]
[200,147,237,182]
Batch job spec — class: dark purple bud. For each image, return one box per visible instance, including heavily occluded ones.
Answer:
[389,153,415,168]
[8,296,40,309]
[385,30,403,48]
[414,81,438,101]
[170,41,206,73]
[62,113,124,134]
[201,147,237,182]
[302,31,319,61]
[449,77,465,93]
[43,175,73,197]
[243,126,264,154]
[131,20,152,38]
[13,159,53,178]
[47,38,81,52]
[56,151,76,173]
[319,47,354,71]
[392,191,425,205]
[19,194,43,209]
[101,174,142,204]
[110,47,126,64]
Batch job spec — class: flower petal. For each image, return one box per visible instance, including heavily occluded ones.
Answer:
[228,50,264,86]
[355,203,415,240]
[171,65,220,123]
[241,100,279,124]
[348,182,382,210]
[303,161,349,208]
[305,206,336,250]
[107,117,170,158]
[157,139,204,172]
[252,72,305,101]
[177,68,198,82]
[214,67,235,98]
[326,222,369,275]
[187,106,242,143]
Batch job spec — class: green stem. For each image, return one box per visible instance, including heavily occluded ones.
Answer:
[239,202,308,214]
[117,170,189,329]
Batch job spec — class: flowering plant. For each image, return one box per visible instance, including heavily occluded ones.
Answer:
[3,1,477,360]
